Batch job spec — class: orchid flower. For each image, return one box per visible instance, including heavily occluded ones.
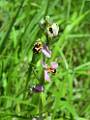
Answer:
[33,41,51,58]
[42,61,58,82]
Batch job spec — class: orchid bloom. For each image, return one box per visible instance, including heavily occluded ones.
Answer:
[33,41,51,58]
[42,61,58,82]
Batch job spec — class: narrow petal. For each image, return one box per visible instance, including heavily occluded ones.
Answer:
[44,70,50,82]
[51,62,58,69]
[41,45,51,58]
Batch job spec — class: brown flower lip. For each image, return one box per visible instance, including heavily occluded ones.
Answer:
[33,42,43,53]
[46,67,56,73]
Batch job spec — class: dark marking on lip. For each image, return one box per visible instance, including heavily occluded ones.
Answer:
[49,27,53,33]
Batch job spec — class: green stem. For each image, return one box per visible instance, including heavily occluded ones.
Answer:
[24,53,35,98]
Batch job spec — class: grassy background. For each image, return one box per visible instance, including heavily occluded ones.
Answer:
[0,0,90,120]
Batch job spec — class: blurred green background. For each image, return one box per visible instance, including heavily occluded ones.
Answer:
[0,0,90,120]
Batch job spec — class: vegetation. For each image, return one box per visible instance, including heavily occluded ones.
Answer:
[0,0,90,120]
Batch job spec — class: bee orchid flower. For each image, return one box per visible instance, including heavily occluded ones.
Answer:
[33,41,51,58]
[42,61,58,82]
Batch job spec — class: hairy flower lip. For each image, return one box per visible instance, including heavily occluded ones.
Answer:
[33,41,43,53]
